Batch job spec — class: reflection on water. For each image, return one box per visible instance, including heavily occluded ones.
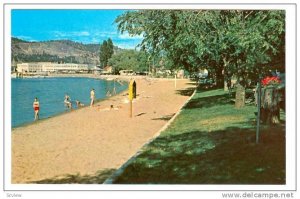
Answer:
[11,77,127,127]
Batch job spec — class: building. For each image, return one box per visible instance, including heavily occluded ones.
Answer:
[89,65,103,74]
[16,62,89,74]
[119,70,134,76]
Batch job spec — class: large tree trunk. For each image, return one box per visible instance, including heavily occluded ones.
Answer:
[260,86,281,124]
[235,83,245,108]
[215,67,224,88]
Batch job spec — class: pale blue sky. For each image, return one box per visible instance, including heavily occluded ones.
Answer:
[11,9,142,49]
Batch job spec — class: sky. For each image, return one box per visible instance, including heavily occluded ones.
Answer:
[11,9,143,49]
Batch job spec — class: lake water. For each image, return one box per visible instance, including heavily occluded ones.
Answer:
[11,77,128,127]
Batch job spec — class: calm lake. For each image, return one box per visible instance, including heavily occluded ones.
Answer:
[11,77,128,127]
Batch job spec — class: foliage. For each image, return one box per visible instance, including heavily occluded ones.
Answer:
[99,38,114,67]
[108,49,149,74]
[115,10,285,87]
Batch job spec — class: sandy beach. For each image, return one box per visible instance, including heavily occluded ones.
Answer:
[11,78,196,184]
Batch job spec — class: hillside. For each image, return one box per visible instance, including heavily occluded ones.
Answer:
[11,37,122,65]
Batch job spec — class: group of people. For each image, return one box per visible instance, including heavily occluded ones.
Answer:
[32,88,96,121]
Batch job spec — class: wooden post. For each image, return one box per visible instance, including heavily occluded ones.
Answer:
[130,99,133,118]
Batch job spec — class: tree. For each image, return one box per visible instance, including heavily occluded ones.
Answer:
[108,50,149,74]
[116,10,285,107]
[99,38,114,67]
[107,38,114,58]
[99,40,107,67]
[217,11,285,107]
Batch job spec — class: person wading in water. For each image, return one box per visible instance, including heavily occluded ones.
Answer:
[33,97,40,121]
[90,88,95,107]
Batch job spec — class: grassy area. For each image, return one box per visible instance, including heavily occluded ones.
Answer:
[114,88,285,184]
[32,169,116,184]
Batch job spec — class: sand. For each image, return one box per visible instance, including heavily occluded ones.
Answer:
[11,78,196,183]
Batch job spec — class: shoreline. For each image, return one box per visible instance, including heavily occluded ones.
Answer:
[11,78,196,184]
[11,75,189,129]
[11,75,129,129]
[12,73,188,81]
[11,88,129,130]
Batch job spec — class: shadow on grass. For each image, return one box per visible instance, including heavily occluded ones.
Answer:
[31,169,116,184]
[114,124,285,184]
[184,93,234,109]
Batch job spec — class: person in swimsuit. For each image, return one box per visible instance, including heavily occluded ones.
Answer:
[33,97,40,121]
[90,88,95,107]
[64,94,72,109]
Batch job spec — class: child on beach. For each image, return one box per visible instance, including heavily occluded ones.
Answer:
[90,88,95,107]
[106,90,112,97]
[33,97,40,121]
[76,100,84,108]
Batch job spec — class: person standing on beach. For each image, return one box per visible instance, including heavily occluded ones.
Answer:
[90,88,95,107]
[33,97,40,121]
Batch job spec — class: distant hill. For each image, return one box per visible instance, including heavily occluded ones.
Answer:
[11,37,122,66]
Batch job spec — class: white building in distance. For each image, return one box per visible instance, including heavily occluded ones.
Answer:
[16,62,89,74]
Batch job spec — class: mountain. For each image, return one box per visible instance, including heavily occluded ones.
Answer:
[11,37,123,66]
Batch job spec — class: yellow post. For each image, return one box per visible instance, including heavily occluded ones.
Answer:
[129,80,133,100]
[128,80,135,118]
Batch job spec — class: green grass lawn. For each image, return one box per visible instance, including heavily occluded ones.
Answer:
[113,88,285,184]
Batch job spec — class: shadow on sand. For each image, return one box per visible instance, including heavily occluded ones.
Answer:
[175,87,196,97]
[152,113,176,121]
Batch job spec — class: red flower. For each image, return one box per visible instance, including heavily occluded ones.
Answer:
[261,76,281,86]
